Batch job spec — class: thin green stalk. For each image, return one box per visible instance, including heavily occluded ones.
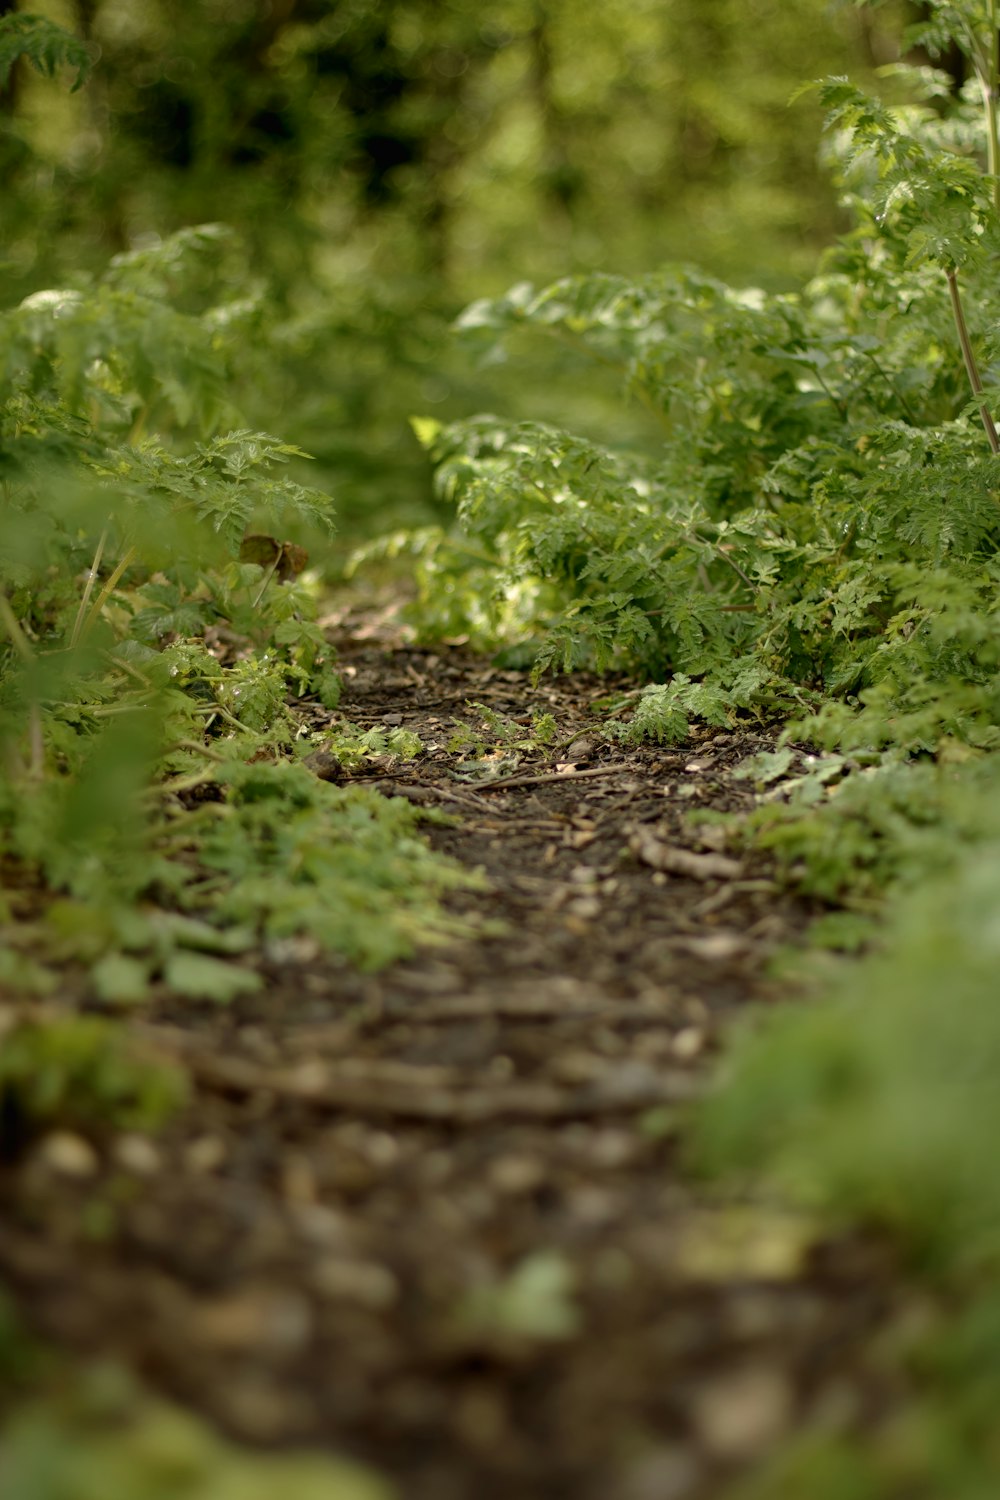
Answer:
[0,591,44,777]
[0,591,36,666]
[70,528,108,648]
[76,545,138,644]
[251,556,280,609]
[945,267,1000,459]
[806,364,849,422]
[859,349,918,425]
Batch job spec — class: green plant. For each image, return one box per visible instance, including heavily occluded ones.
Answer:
[445,700,557,776]
[0,22,477,999]
[0,1017,186,1142]
[0,1367,391,1500]
[0,14,92,93]
[696,819,1000,1500]
[353,2,996,898]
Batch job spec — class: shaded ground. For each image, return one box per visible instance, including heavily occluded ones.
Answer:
[0,622,904,1499]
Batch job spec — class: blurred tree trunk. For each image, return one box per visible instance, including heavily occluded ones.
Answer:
[528,2,579,230]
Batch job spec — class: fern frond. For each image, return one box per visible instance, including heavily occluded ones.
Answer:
[0,14,92,93]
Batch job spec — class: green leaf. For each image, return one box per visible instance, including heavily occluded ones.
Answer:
[91,954,151,1007]
[162,952,262,1003]
[0,14,93,93]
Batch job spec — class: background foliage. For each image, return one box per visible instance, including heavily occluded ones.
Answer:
[6,2,1000,1498]
[1,0,902,527]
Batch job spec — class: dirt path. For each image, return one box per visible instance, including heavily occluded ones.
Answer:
[0,630,901,1499]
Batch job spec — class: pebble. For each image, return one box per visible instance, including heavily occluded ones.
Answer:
[489,1154,546,1195]
[690,1364,793,1460]
[185,1135,227,1173]
[621,1447,702,1500]
[197,1287,312,1355]
[313,1257,399,1309]
[113,1133,162,1175]
[38,1131,99,1178]
[671,1027,706,1061]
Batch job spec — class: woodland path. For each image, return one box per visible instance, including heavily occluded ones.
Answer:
[0,612,901,1500]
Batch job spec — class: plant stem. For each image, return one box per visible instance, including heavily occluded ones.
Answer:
[0,591,36,665]
[76,545,138,643]
[945,267,1000,457]
[0,592,44,777]
[70,528,108,647]
[860,349,918,424]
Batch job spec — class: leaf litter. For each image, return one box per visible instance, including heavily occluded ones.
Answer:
[0,626,911,1500]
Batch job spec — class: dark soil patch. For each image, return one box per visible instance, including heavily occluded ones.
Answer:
[0,631,905,1499]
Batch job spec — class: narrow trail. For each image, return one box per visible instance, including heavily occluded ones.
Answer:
[0,624,901,1499]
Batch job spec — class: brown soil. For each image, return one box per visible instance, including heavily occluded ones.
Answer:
[0,625,902,1500]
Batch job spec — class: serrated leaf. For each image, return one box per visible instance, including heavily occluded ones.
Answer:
[163,952,262,1002]
[91,954,151,1006]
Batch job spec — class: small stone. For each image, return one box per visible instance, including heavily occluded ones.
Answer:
[185,1135,227,1173]
[691,1364,793,1460]
[566,1185,618,1225]
[490,1154,546,1195]
[364,1131,401,1168]
[197,1288,312,1355]
[38,1131,99,1178]
[313,1258,399,1309]
[622,1447,702,1500]
[678,931,745,962]
[566,895,601,921]
[672,1027,706,1061]
[286,1058,329,1095]
[589,1128,637,1169]
[549,1050,605,1085]
[113,1133,162,1175]
[292,1201,354,1249]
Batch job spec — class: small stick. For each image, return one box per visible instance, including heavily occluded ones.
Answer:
[473,764,634,792]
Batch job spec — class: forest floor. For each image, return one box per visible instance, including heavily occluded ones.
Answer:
[0,604,907,1500]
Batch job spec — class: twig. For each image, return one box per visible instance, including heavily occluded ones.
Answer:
[472,764,634,792]
[359,778,495,811]
[171,1047,704,1120]
[629,826,744,881]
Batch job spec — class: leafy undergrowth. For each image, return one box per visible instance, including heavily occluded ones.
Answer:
[0,24,478,1002]
[5,7,1000,1497]
[696,829,1000,1500]
[0,1357,390,1500]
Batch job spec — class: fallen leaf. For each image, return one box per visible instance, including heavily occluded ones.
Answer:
[239,533,309,581]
